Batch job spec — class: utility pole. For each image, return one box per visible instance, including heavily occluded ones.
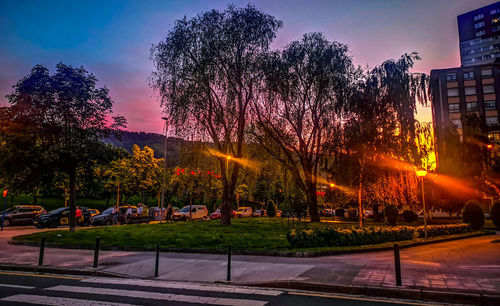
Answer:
[160,117,168,220]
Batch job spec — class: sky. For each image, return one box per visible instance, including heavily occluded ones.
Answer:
[0,0,497,133]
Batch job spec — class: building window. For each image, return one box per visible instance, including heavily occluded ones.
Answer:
[452,119,463,129]
[494,26,500,32]
[465,87,477,95]
[474,14,484,21]
[476,30,486,37]
[449,103,460,113]
[487,116,499,126]
[446,73,456,81]
[484,85,495,93]
[485,100,496,110]
[447,88,459,97]
[492,9,500,15]
[482,69,493,77]
[493,17,500,24]
[467,102,478,112]
[475,21,485,29]
[464,71,475,80]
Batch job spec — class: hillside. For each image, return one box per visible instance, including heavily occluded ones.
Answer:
[104,131,183,166]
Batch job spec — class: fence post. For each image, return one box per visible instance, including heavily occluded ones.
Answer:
[93,237,101,268]
[38,237,46,266]
[155,243,160,277]
[227,245,231,282]
[393,243,402,286]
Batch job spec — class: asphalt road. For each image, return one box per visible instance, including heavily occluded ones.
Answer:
[0,271,439,306]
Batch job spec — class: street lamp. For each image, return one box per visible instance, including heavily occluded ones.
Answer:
[226,155,231,179]
[160,116,168,221]
[1,188,8,231]
[416,169,427,238]
[329,183,335,210]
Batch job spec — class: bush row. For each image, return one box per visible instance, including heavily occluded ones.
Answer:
[287,223,471,248]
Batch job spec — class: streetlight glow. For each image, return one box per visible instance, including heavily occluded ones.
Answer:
[416,169,427,177]
[329,183,335,188]
[226,155,231,160]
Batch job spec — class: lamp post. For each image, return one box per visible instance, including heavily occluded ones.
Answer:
[1,188,8,232]
[416,169,427,238]
[329,183,335,210]
[226,155,231,179]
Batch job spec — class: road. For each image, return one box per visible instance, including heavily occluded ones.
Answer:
[1,226,499,294]
[0,271,438,306]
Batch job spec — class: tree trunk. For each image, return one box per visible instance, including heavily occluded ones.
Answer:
[221,183,232,225]
[32,189,38,205]
[68,167,77,232]
[358,166,363,228]
[105,197,110,208]
[372,203,380,221]
[306,183,320,222]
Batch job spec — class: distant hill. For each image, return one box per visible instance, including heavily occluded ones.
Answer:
[103,131,183,166]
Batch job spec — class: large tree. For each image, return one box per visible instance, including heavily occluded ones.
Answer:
[150,5,282,224]
[253,33,355,222]
[3,64,126,232]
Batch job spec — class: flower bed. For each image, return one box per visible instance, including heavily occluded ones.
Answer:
[287,223,471,248]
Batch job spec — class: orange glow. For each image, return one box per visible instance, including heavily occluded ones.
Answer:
[487,144,493,150]
[416,170,427,177]
[226,155,231,160]
[329,183,335,188]
[206,148,261,171]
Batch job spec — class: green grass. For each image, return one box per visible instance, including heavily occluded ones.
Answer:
[12,218,486,253]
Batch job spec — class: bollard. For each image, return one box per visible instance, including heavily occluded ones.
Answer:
[93,237,101,268]
[38,237,46,266]
[393,243,402,286]
[154,243,160,277]
[227,245,231,282]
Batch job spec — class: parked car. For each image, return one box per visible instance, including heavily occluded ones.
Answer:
[235,206,253,218]
[91,207,115,226]
[255,209,267,217]
[88,209,100,218]
[210,209,236,219]
[320,209,334,217]
[418,209,459,219]
[1,205,46,227]
[35,207,91,228]
[116,205,150,224]
[173,205,208,221]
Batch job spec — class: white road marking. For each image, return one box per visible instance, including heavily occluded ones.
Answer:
[0,283,35,289]
[1,294,137,306]
[46,285,268,306]
[82,277,283,296]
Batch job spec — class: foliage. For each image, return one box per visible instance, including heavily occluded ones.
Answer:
[416,223,470,238]
[492,202,500,228]
[266,200,276,217]
[402,210,418,223]
[2,64,125,231]
[150,5,282,224]
[384,204,399,225]
[287,223,471,248]
[462,200,484,230]
[253,32,355,223]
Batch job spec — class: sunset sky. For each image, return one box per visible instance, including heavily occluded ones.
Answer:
[0,0,497,133]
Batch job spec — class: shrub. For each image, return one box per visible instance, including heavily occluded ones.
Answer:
[491,202,500,228]
[347,209,357,219]
[335,208,345,217]
[416,223,470,238]
[402,210,418,223]
[266,201,276,218]
[462,200,484,230]
[287,223,471,248]
[384,204,399,225]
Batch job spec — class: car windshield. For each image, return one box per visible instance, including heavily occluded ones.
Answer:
[102,208,114,214]
[2,207,18,213]
[179,206,190,212]
[213,209,220,213]
[48,207,66,214]
[236,208,244,212]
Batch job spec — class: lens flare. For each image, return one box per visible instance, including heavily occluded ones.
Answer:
[205,148,261,171]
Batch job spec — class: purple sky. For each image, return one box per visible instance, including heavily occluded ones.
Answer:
[0,0,497,133]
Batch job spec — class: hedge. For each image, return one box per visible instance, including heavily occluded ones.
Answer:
[287,223,471,248]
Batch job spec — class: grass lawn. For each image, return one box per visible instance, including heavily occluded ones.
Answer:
[12,218,486,253]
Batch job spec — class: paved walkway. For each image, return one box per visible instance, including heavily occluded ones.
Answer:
[1,226,499,294]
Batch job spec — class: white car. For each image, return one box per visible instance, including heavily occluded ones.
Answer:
[235,207,253,218]
[173,205,208,221]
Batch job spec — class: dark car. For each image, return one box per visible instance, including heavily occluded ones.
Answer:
[117,205,150,224]
[1,205,46,227]
[91,207,115,226]
[35,207,91,229]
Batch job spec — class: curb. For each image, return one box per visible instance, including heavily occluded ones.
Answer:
[0,264,129,279]
[9,230,495,258]
[240,281,500,305]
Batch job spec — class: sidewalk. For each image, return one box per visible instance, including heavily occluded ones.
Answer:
[1,226,499,295]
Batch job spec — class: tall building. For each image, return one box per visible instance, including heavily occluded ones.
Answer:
[459,1,500,66]
[430,64,500,163]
